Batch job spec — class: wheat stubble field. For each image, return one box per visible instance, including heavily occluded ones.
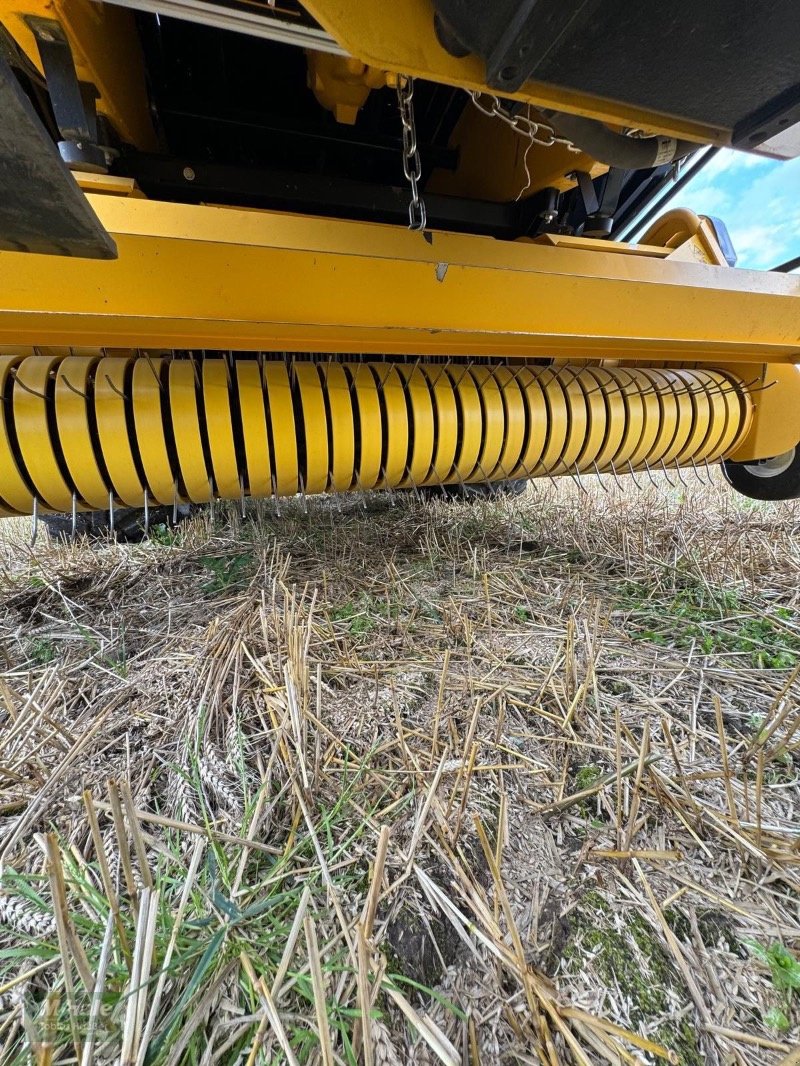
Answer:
[0,474,799,1065]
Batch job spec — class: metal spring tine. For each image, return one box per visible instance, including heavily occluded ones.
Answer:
[71,492,78,538]
[108,490,115,535]
[569,464,589,495]
[608,460,626,492]
[673,458,689,488]
[207,480,215,524]
[143,351,164,391]
[689,456,705,485]
[626,460,644,490]
[105,375,129,402]
[173,482,179,525]
[240,475,247,519]
[659,459,677,488]
[31,496,39,547]
[592,459,610,491]
[143,488,150,534]
[704,457,714,482]
[12,370,48,400]
[643,458,660,490]
[380,467,397,506]
[298,474,308,515]
[271,474,282,517]
[743,378,777,395]
[61,375,88,400]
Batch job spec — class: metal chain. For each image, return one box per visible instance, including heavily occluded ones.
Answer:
[466,89,580,151]
[396,75,427,231]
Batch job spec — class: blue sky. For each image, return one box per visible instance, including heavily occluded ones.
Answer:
[632,149,800,272]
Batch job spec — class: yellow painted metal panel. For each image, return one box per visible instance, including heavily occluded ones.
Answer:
[293,361,329,494]
[0,196,797,365]
[169,360,212,503]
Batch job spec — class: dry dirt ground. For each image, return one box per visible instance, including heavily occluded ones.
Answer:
[1,474,799,1065]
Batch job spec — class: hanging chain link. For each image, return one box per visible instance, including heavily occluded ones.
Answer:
[396,75,427,231]
[466,90,580,151]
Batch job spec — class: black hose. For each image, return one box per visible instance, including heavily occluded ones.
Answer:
[545,110,699,169]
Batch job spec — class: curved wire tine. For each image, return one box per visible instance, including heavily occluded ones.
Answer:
[659,459,677,487]
[298,474,308,515]
[31,496,39,547]
[591,459,610,491]
[71,492,78,538]
[626,460,644,491]
[104,375,129,402]
[143,351,164,392]
[240,475,248,519]
[173,481,179,525]
[108,490,116,536]
[743,378,777,396]
[12,370,48,400]
[271,474,282,518]
[689,456,707,485]
[207,480,215,524]
[570,463,589,495]
[608,461,626,492]
[704,457,714,482]
[379,467,397,506]
[673,458,689,488]
[143,488,150,534]
[61,375,88,400]
[642,458,660,490]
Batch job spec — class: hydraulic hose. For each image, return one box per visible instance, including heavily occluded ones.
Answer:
[545,110,698,169]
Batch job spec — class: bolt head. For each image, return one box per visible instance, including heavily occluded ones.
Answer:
[182,167,196,181]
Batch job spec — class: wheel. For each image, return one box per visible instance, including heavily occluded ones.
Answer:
[722,447,800,501]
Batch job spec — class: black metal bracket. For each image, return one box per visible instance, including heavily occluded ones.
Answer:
[26,16,107,172]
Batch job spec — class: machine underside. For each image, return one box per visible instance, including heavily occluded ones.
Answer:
[0,0,798,517]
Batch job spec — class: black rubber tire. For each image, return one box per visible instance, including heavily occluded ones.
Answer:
[722,447,800,502]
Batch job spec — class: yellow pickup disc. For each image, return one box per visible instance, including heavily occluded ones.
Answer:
[450,366,483,483]
[468,366,505,482]
[321,362,355,492]
[421,364,458,485]
[94,357,145,506]
[626,370,664,470]
[533,369,569,476]
[14,353,73,511]
[0,355,33,513]
[132,357,177,505]
[202,359,240,499]
[169,360,212,503]
[54,356,108,510]
[377,365,409,489]
[348,364,382,490]
[708,372,752,460]
[658,369,695,466]
[606,369,646,472]
[493,366,526,480]
[236,360,272,499]
[397,364,435,488]
[511,369,548,478]
[263,361,298,496]
[574,367,610,472]
[293,362,329,494]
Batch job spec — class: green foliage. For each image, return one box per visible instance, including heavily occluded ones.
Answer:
[27,637,56,665]
[513,604,532,623]
[747,939,800,1032]
[616,582,800,668]
[200,553,254,594]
